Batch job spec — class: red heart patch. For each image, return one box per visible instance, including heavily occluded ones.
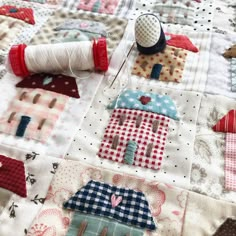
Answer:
[139,96,151,105]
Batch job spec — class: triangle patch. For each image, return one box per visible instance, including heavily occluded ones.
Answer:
[165,33,198,53]
[16,73,80,99]
[212,110,236,133]
[0,5,35,25]
[0,155,27,198]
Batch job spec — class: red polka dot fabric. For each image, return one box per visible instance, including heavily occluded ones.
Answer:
[132,45,187,82]
[0,5,35,25]
[98,108,169,170]
[0,155,27,198]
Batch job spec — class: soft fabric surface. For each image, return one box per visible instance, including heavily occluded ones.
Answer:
[0,0,236,235]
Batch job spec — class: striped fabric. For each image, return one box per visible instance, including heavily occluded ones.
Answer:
[0,88,68,142]
[225,133,236,191]
[212,110,236,133]
[66,212,144,235]
[154,0,197,26]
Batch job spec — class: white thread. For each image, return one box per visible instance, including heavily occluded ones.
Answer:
[24,41,95,74]
[52,38,93,80]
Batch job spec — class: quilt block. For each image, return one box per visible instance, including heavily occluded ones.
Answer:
[67,77,202,189]
[191,93,236,202]
[30,9,128,57]
[27,159,236,236]
[132,45,188,82]
[0,145,60,236]
[0,0,236,235]
[0,88,68,143]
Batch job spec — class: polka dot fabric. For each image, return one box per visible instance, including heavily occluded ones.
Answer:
[0,5,35,25]
[0,155,26,197]
[135,14,161,48]
[132,45,188,82]
[129,0,200,26]
[213,218,236,236]
[98,108,169,170]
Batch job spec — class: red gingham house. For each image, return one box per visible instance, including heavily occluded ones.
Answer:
[98,89,179,170]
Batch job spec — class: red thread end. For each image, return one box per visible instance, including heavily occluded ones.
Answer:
[9,44,29,77]
[93,38,109,72]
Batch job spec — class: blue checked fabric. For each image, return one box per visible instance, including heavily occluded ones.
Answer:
[63,180,156,231]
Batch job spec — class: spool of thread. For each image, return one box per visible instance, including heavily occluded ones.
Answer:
[135,14,166,55]
[8,38,108,77]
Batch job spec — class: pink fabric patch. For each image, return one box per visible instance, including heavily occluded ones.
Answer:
[98,108,169,170]
[78,0,120,14]
[166,33,198,53]
[225,133,236,191]
[0,88,68,143]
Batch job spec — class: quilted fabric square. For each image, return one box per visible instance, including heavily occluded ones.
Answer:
[78,0,120,15]
[98,108,170,170]
[0,88,68,143]
[132,45,188,82]
[0,155,26,197]
[63,180,156,230]
[30,10,128,57]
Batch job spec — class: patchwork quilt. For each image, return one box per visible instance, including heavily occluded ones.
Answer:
[0,0,236,235]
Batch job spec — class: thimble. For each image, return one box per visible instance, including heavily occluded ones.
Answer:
[135,14,166,55]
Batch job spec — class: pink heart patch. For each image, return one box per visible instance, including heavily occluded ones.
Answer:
[111,194,122,208]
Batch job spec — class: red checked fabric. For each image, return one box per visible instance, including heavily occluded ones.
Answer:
[225,133,236,191]
[213,110,236,133]
[98,108,170,170]
[0,155,27,197]
[0,5,35,25]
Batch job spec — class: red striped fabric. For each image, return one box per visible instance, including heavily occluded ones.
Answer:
[212,110,236,133]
